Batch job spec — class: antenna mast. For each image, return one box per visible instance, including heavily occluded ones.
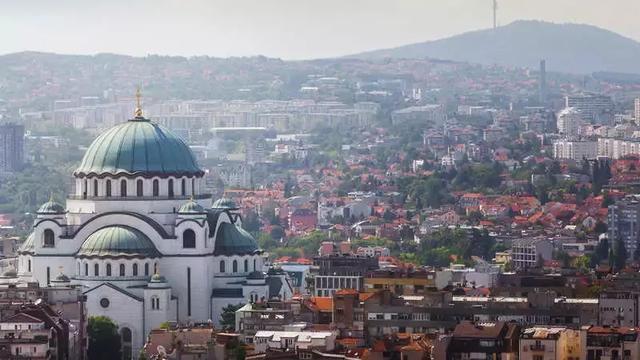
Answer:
[493,0,498,29]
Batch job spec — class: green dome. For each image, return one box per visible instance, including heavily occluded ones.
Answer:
[74,118,203,178]
[214,222,259,256]
[179,199,206,214]
[37,200,65,214]
[77,225,161,258]
[212,197,239,210]
[18,233,34,254]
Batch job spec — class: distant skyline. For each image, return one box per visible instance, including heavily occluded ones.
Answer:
[2,0,639,59]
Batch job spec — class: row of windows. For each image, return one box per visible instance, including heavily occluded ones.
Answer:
[44,229,198,250]
[83,178,194,198]
[79,262,155,277]
[220,259,256,273]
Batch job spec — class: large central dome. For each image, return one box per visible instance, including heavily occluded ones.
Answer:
[74,118,203,178]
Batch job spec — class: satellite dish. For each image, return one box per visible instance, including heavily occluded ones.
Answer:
[157,345,166,355]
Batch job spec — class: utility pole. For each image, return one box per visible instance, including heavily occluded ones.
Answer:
[493,0,498,29]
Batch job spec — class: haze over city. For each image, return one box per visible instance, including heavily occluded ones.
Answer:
[2,0,640,59]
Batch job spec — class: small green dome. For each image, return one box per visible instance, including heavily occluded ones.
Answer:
[179,199,206,214]
[212,197,239,210]
[214,223,258,256]
[74,118,203,178]
[1,269,17,278]
[77,226,161,258]
[37,200,65,214]
[18,233,34,254]
[52,273,70,283]
[150,273,167,283]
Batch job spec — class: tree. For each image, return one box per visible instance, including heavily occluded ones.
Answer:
[612,238,628,272]
[242,210,261,233]
[88,316,121,360]
[220,303,244,331]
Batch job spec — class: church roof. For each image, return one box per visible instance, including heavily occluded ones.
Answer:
[213,222,259,256]
[212,197,239,210]
[211,288,243,298]
[179,199,206,214]
[76,225,161,258]
[18,233,34,254]
[74,117,203,178]
[37,199,65,214]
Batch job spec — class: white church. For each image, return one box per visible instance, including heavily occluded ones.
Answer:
[15,102,292,358]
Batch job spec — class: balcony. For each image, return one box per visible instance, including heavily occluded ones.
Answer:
[530,344,545,351]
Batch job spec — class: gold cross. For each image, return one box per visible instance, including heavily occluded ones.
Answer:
[134,86,143,117]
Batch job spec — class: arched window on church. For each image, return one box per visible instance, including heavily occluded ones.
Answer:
[106,264,112,276]
[220,260,226,273]
[233,260,238,273]
[120,180,127,197]
[153,180,159,197]
[83,180,87,199]
[151,296,160,310]
[254,258,257,271]
[93,179,98,197]
[84,263,88,276]
[181,179,186,196]
[168,179,174,198]
[183,229,196,248]
[133,263,138,276]
[145,263,150,276]
[94,264,99,276]
[43,229,55,248]
[106,180,112,197]
[244,259,249,272]
[191,178,195,195]
[137,179,143,197]
[119,264,125,276]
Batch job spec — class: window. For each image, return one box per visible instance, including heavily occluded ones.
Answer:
[153,180,159,196]
[191,178,195,195]
[254,259,257,271]
[168,179,174,198]
[220,260,226,273]
[151,296,160,310]
[120,180,127,197]
[28,260,31,273]
[183,229,196,248]
[106,264,112,276]
[83,180,87,199]
[106,180,112,197]
[43,229,55,247]
[137,179,143,197]
[100,298,110,308]
[145,263,149,276]
[133,263,138,276]
[94,264,99,276]
[120,264,125,276]
[233,260,238,273]
[244,259,249,272]
[84,263,88,276]
[181,179,186,196]
[94,179,98,197]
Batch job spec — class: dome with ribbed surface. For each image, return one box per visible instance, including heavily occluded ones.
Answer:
[18,233,34,254]
[212,197,239,210]
[179,199,206,214]
[76,225,161,258]
[74,118,203,178]
[213,222,259,256]
[37,200,65,214]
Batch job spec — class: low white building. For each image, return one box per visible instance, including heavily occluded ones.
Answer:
[253,330,336,353]
[511,238,553,270]
[553,140,597,160]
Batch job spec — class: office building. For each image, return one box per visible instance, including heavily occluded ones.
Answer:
[565,93,613,122]
[0,123,24,172]
[608,197,640,260]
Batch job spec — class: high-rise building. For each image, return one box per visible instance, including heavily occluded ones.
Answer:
[565,93,613,122]
[539,59,547,104]
[556,107,584,137]
[0,123,24,172]
[608,197,640,260]
[634,98,640,122]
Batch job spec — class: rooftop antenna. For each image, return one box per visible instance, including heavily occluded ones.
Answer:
[493,0,498,29]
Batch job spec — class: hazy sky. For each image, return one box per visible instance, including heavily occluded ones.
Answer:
[1,0,639,59]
